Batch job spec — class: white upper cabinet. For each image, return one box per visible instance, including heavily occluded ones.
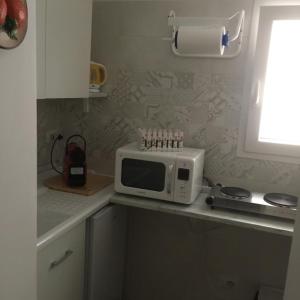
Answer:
[37,0,93,99]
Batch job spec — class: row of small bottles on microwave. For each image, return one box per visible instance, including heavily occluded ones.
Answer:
[138,128,184,151]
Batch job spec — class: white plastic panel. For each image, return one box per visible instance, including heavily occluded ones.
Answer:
[87,205,127,300]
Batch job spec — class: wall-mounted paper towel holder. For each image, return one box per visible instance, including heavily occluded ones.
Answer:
[167,10,245,58]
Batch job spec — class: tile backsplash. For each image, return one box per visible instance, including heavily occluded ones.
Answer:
[37,0,300,195]
[37,99,65,172]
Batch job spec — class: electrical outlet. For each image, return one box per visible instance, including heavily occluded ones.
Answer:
[46,129,60,143]
[219,275,239,290]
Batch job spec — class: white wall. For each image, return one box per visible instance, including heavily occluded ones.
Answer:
[125,209,291,300]
[0,0,37,299]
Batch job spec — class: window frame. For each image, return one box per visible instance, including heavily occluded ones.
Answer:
[238,0,300,164]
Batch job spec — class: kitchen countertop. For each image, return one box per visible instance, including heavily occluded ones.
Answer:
[37,172,294,251]
[110,192,294,237]
[37,172,114,251]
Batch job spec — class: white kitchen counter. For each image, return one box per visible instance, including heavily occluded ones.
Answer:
[37,170,294,251]
[37,184,114,251]
[110,192,294,237]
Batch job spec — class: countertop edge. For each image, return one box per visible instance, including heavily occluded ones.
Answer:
[110,193,294,237]
[37,185,114,251]
[37,186,294,251]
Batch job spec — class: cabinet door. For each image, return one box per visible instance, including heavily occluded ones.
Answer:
[37,223,86,300]
[36,0,46,99]
[45,0,92,99]
[87,205,127,300]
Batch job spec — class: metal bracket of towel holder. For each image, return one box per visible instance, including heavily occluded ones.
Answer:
[167,10,245,58]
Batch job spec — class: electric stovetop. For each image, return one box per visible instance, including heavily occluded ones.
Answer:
[206,185,298,220]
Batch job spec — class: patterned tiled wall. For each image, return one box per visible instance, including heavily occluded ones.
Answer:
[38,0,300,195]
[37,99,65,172]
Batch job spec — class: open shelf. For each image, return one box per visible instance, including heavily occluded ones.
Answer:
[89,92,108,98]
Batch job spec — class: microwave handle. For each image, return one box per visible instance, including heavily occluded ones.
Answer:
[166,164,174,194]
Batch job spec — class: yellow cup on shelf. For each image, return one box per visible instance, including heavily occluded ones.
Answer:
[90,62,107,89]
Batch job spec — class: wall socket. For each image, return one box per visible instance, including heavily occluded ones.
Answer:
[219,275,238,290]
[46,129,60,143]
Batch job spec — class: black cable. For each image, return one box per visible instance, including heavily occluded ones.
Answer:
[203,176,214,187]
[50,134,64,175]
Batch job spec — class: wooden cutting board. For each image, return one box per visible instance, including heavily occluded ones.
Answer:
[44,174,114,196]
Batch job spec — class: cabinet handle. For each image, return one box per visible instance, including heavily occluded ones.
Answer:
[49,250,74,270]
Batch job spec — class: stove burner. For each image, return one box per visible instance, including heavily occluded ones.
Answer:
[264,193,298,208]
[220,187,251,199]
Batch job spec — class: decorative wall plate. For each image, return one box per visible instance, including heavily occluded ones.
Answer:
[0,0,28,49]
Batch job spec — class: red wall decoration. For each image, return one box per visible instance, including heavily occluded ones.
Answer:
[0,0,28,49]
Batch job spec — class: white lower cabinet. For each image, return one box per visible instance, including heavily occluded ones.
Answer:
[86,205,127,300]
[37,223,86,300]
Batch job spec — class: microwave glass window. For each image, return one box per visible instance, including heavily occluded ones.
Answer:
[121,158,166,192]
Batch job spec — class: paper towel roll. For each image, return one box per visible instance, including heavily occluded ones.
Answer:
[175,26,226,56]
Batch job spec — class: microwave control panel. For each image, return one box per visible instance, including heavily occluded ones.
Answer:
[174,160,193,203]
[178,168,190,181]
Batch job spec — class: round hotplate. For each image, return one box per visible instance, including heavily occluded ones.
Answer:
[220,187,251,199]
[264,193,298,208]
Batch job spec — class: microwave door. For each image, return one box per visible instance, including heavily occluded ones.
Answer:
[120,158,174,201]
[166,163,174,195]
[121,159,165,191]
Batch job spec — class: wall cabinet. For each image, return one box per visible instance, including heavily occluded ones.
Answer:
[37,0,93,99]
[37,223,86,300]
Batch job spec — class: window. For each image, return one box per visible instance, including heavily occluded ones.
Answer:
[259,20,300,146]
[240,1,300,162]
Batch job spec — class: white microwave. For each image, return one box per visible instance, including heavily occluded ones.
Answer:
[114,143,205,204]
